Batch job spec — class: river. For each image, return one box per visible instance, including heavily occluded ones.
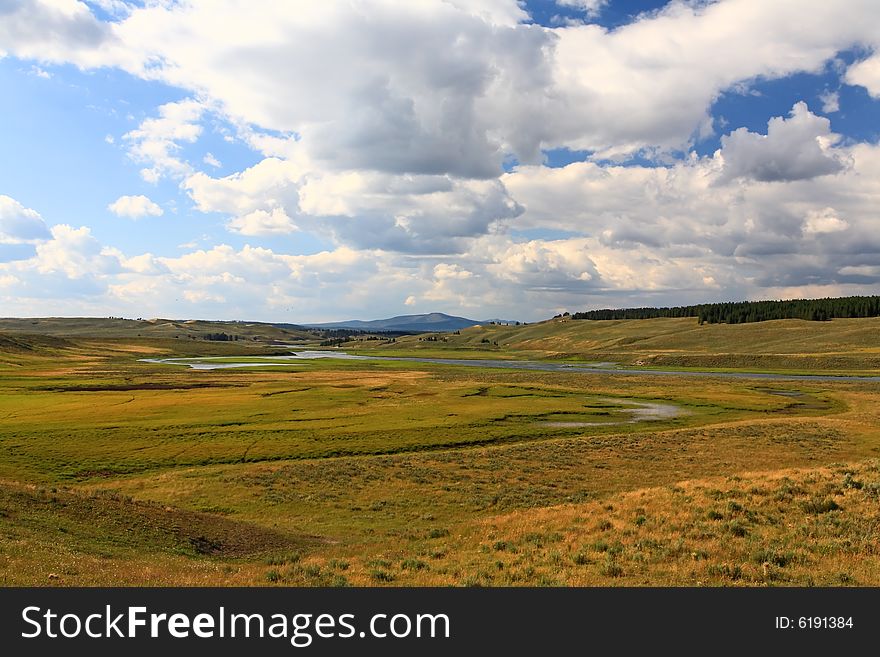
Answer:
[141,350,880,382]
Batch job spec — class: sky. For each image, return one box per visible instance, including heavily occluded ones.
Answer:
[1,0,879,323]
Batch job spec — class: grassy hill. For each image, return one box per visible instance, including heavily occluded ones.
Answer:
[0,317,317,342]
[349,316,880,372]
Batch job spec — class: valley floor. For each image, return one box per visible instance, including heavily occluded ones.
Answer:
[1,331,879,586]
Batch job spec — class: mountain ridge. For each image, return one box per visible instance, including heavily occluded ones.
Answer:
[303,312,487,332]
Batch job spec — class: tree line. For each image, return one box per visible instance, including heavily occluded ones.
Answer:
[570,296,880,324]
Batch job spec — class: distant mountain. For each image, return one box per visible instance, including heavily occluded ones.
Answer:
[304,312,483,333]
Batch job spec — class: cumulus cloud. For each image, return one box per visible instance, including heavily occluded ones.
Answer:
[119,0,880,164]
[227,208,297,236]
[124,99,205,183]
[803,207,848,234]
[0,195,51,243]
[185,160,522,253]
[300,173,523,253]
[846,52,880,97]
[107,194,163,219]
[0,0,113,64]
[34,224,120,278]
[717,102,845,182]
[441,0,529,26]
[185,157,305,219]
[485,238,603,291]
[503,139,880,303]
[2,1,880,319]
[4,0,880,168]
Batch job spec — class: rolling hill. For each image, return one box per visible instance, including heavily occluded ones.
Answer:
[0,317,316,342]
[351,315,880,372]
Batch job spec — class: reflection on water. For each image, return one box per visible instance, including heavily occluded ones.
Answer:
[539,398,686,427]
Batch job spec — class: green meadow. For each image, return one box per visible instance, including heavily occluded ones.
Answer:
[1,317,879,586]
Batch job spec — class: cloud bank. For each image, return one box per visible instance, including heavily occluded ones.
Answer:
[1,0,879,320]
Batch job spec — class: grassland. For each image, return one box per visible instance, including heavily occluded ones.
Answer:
[348,316,880,373]
[1,318,879,586]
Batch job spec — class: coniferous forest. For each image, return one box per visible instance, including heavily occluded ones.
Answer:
[571,296,880,324]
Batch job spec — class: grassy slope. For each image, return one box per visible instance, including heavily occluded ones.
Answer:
[349,316,880,372]
[0,317,316,342]
[0,480,318,586]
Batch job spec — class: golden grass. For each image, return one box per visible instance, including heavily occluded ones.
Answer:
[276,459,880,587]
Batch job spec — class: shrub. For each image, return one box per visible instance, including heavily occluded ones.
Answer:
[801,497,840,514]
[842,473,863,490]
[752,548,796,568]
[572,552,591,565]
[725,521,749,537]
[600,557,623,578]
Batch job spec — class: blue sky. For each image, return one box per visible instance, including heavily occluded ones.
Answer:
[1,0,879,322]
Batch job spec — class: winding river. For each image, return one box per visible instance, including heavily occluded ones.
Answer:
[141,350,880,382]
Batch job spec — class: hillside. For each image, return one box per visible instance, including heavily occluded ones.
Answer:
[5,314,880,373]
[0,317,316,342]
[352,316,880,372]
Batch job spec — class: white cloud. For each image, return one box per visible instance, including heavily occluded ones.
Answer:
[819,89,840,113]
[185,156,305,218]
[485,238,602,291]
[803,207,848,234]
[203,152,221,168]
[107,194,163,219]
[123,99,205,183]
[441,0,529,26]
[2,1,880,320]
[718,102,845,182]
[120,252,166,275]
[503,138,880,300]
[298,172,523,253]
[227,208,297,236]
[183,289,225,304]
[845,52,880,97]
[34,224,120,278]
[0,0,115,65]
[0,195,51,244]
[4,0,880,168]
[29,65,51,78]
